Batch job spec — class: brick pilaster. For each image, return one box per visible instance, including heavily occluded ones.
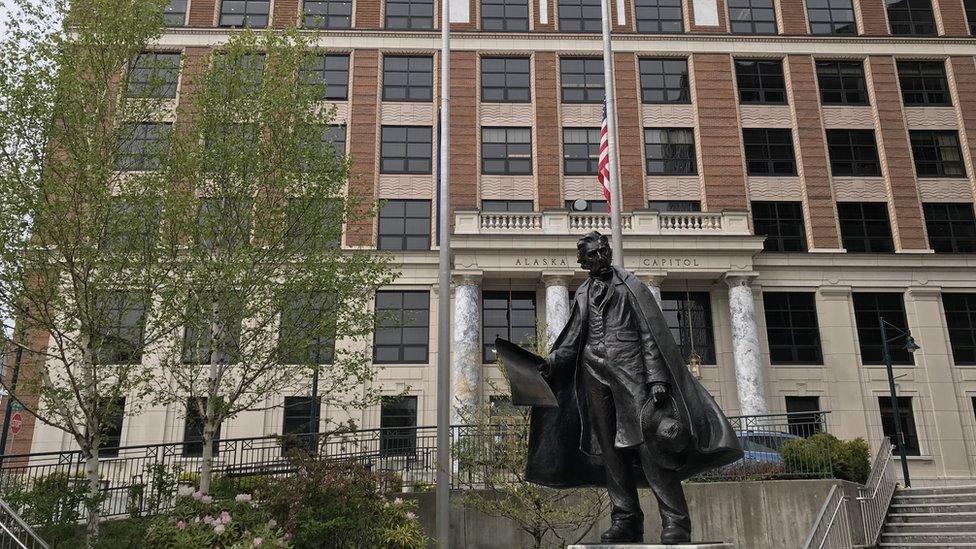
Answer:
[693,54,748,212]
[450,51,478,212]
[687,0,728,33]
[949,57,976,187]
[188,0,217,27]
[534,0,557,31]
[534,52,562,209]
[356,0,382,29]
[272,0,301,27]
[175,47,211,125]
[613,52,645,212]
[450,0,479,30]
[935,0,970,36]
[347,50,380,247]
[779,0,809,34]
[859,0,889,36]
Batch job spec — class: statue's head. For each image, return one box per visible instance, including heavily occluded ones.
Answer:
[577,231,612,276]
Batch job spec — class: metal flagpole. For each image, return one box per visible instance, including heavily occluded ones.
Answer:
[435,0,452,544]
[599,0,624,266]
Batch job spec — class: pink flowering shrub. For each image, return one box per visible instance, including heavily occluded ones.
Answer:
[143,489,290,548]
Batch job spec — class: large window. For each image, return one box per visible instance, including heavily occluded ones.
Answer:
[304,0,353,28]
[212,54,265,95]
[219,0,269,27]
[742,128,796,176]
[282,396,320,453]
[383,56,433,102]
[482,200,534,212]
[102,196,161,252]
[660,291,716,364]
[481,57,531,103]
[182,293,245,364]
[97,398,126,457]
[639,58,690,104]
[816,60,868,105]
[482,291,537,363]
[943,293,976,365]
[195,197,254,251]
[558,0,602,31]
[886,0,936,35]
[910,130,966,178]
[728,0,777,34]
[968,0,976,35]
[482,127,532,175]
[374,291,429,364]
[182,398,221,457]
[380,126,432,174]
[838,202,895,253]
[378,199,431,251]
[763,292,822,364]
[116,123,171,172]
[285,196,342,251]
[785,396,825,437]
[752,201,807,252]
[93,291,147,365]
[385,0,434,29]
[853,292,913,365]
[302,54,349,101]
[923,203,976,253]
[878,396,921,455]
[279,292,337,364]
[826,129,882,177]
[481,0,529,30]
[735,59,787,104]
[127,52,181,99]
[380,396,418,456]
[560,58,604,103]
[562,128,601,175]
[807,0,856,34]
[644,128,696,175]
[635,0,684,33]
[897,61,950,106]
[164,0,187,26]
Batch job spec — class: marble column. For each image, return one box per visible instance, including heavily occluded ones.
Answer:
[640,273,666,306]
[452,274,482,424]
[725,274,770,416]
[543,274,572,349]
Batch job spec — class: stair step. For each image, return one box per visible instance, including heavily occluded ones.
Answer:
[881,532,976,543]
[886,512,976,524]
[879,544,976,548]
[884,522,976,533]
[894,493,976,504]
[896,485,976,496]
[890,503,976,514]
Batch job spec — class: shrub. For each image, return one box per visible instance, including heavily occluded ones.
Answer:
[1,472,88,546]
[781,433,871,484]
[143,488,289,548]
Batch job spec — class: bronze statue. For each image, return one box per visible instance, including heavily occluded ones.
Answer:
[497,231,743,544]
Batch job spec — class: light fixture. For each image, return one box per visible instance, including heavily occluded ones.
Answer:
[904,335,920,354]
[684,281,703,379]
[572,198,589,212]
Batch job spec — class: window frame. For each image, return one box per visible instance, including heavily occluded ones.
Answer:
[481,127,533,175]
[785,396,825,437]
[165,0,188,26]
[562,128,602,175]
[301,54,350,101]
[763,292,823,365]
[838,202,895,253]
[639,58,691,104]
[282,396,320,453]
[374,291,430,364]
[815,60,869,106]
[377,199,432,251]
[643,127,697,175]
[886,0,937,35]
[806,0,857,34]
[218,0,270,28]
[826,129,882,177]
[303,0,353,28]
[751,201,808,252]
[659,291,717,364]
[922,202,976,253]
[482,290,537,364]
[481,57,531,103]
[380,125,433,174]
[878,396,921,455]
[380,395,419,456]
[897,60,951,106]
[634,0,685,33]
[742,128,797,176]
[727,0,778,34]
[853,292,915,365]
[942,293,976,365]
[382,56,433,103]
[558,0,603,31]
[385,0,434,29]
[909,130,967,178]
[560,58,605,104]
[735,59,787,105]
[481,0,530,30]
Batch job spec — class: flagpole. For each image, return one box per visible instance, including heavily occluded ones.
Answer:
[599,0,624,267]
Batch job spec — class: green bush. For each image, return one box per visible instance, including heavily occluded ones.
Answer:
[1,472,89,546]
[143,490,289,548]
[781,433,871,484]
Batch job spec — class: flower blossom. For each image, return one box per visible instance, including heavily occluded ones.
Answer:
[201,495,214,504]
[213,523,226,535]
[202,515,214,525]
[236,493,253,503]
[177,485,194,497]
[393,497,404,506]
[176,520,187,531]
[192,491,204,501]
[219,511,232,524]
[253,538,264,547]
[406,512,416,521]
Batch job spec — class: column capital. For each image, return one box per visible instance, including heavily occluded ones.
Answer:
[453,271,483,286]
[541,271,573,288]
[722,271,759,289]
[907,285,943,299]
[636,271,667,287]
[818,285,853,298]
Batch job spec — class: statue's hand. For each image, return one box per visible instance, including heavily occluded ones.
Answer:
[650,383,669,407]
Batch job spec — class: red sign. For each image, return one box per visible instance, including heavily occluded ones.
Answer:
[10,412,22,435]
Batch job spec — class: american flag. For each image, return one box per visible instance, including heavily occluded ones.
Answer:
[597,101,612,213]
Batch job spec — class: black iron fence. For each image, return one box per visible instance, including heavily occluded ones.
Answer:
[0,411,831,522]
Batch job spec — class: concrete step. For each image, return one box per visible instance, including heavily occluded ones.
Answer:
[879,544,976,548]
[880,531,976,544]
[886,512,976,524]
[889,502,976,514]
[884,522,976,534]
[893,493,976,505]
[896,486,976,496]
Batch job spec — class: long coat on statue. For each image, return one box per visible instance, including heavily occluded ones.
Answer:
[525,266,743,488]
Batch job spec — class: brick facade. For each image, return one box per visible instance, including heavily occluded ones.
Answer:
[534,52,562,209]
[613,52,646,211]
[450,51,478,213]
[693,54,748,212]
[347,50,380,246]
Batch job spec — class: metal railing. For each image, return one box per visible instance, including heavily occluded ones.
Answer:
[0,499,48,549]
[857,438,896,547]
[803,484,854,549]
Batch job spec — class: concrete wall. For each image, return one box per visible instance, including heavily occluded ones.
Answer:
[410,480,864,548]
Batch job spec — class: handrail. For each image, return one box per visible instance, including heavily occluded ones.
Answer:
[857,438,896,547]
[0,498,49,549]
[802,484,853,549]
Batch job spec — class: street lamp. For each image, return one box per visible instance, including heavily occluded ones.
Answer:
[878,315,919,488]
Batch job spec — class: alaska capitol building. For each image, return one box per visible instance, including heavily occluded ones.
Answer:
[14,0,976,487]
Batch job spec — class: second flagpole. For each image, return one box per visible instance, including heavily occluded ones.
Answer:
[599,0,624,266]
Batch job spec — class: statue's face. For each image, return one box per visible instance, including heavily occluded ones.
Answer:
[578,240,612,275]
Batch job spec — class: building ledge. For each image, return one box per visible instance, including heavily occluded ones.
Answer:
[454,210,751,237]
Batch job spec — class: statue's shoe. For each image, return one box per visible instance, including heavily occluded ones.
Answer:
[601,522,643,543]
[660,524,692,544]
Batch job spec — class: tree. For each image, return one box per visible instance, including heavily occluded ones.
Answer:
[145,29,396,494]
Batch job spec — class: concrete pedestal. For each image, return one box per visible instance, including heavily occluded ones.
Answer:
[569,544,733,549]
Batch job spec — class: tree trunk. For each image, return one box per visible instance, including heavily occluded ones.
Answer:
[200,405,216,493]
[84,449,101,547]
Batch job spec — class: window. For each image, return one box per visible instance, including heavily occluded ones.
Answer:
[742,128,796,176]
[374,291,429,363]
[482,127,532,175]
[182,293,245,364]
[785,396,824,437]
[282,396,320,453]
[660,291,716,364]
[728,0,777,34]
[165,0,187,25]
[910,130,966,178]
[482,200,534,212]
[826,130,882,177]
[815,60,868,105]
[380,126,432,174]
[482,291,537,363]
[93,291,147,365]
[301,54,349,100]
[280,292,337,364]
[322,124,347,156]
[639,58,690,104]
[481,0,529,30]
[886,0,936,35]
[558,0,602,31]
[383,56,433,102]
[304,0,352,28]
[97,398,126,457]
[735,59,787,104]
[764,292,822,364]
[968,0,976,35]
[212,54,265,95]
[195,197,253,250]
[219,0,269,27]
[380,396,418,456]
[127,52,180,98]
[285,196,342,251]
[102,196,161,252]
[923,203,976,253]
[635,0,684,33]
[644,128,696,175]
[116,123,171,171]
[752,201,807,252]
[838,202,895,253]
[807,0,856,34]
[562,128,601,174]
[481,58,531,103]
[385,0,434,28]
[878,396,921,455]
[566,199,608,212]
[897,61,950,106]
[378,199,431,251]
[182,398,221,457]
[648,200,701,212]
[853,292,913,364]
[943,293,976,365]
[560,58,604,103]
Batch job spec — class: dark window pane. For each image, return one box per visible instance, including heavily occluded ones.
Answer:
[115,123,172,171]
[853,293,913,365]
[752,201,807,252]
[380,396,418,455]
[301,54,350,100]
[923,203,976,253]
[562,128,601,174]
[381,125,432,174]
[910,130,966,177]
[374,291,430,363]
[826,129,882,177]
[886,0,936,35]
[182,397,221,457]
[304,0,352,28]
[785,396,825,437]
[97,398,126,457]
[659,291,716,364]
[481,0,530,29]
[878,396,921,455]
[647,200,701,212]
[897,61,951,106]
[561,58,604,103]
[385,0,434,28]
[763,292,822,364]
[219,0,269,27]
[742,128,796,175]
[643,128,697,175]
[816,60,869,105]
[838,202,895,253]
[482,290,537,363]
[735,59,787,105]
[558,0,602,31]
[92,291,147,364]
[482,127,533,174]
[635,0,685,33]
[639,58,691,104]
[943,293,976,365]
[383,56,433,102]
[282,396,320,453]
[728,0,778,34]
[807,0,856,34]
[126,52,181,99]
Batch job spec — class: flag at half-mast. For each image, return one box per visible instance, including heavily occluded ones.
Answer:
[597,101,612,213]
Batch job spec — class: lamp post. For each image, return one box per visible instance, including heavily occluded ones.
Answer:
[878,315,920,488]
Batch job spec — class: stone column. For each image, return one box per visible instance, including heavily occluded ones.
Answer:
[452,274,482,424]
[543,274,572,349]
[725,274,770,416]
[639,273,666,306]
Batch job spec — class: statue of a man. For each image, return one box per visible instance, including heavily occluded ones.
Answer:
[517,231,743,544]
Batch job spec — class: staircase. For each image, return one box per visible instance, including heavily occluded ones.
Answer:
[879,485,976,548]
